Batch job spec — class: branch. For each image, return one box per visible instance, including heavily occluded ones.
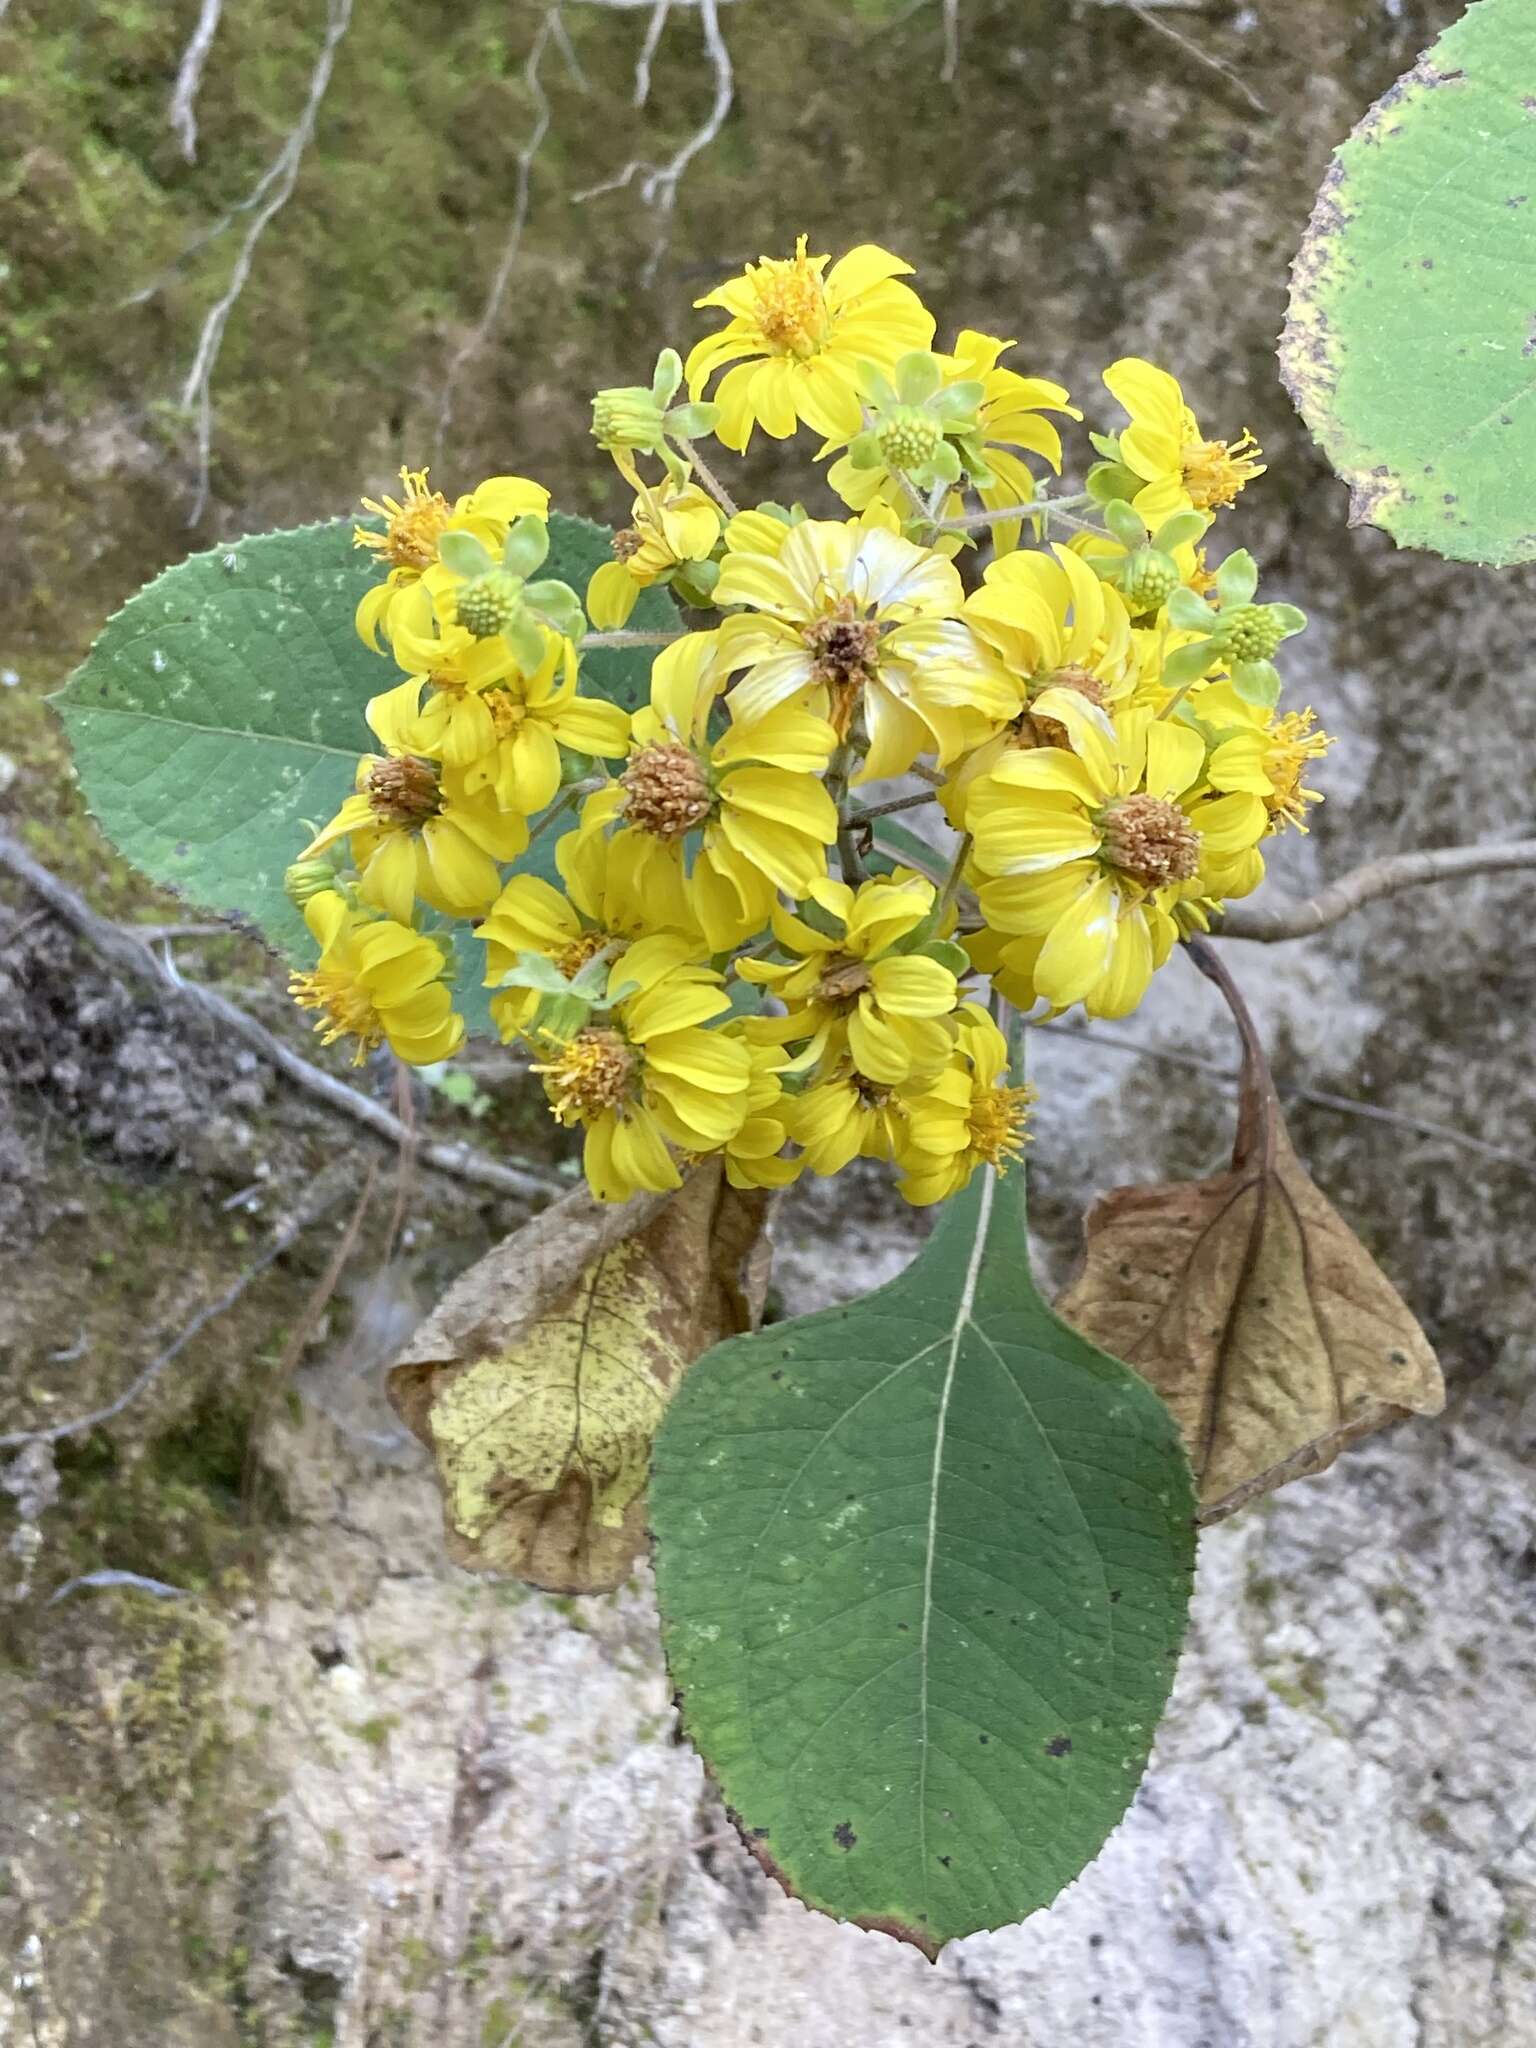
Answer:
[168,0,225,162]
[434,7,557,455]
[940,0,961,83]
[178,0,352,522]
[573,0,734,287]
[633,0,672,105]
[846,789,939,827]
[0,834,563,1203]
[1216,839,1536,942]
[1122,0,1267,115]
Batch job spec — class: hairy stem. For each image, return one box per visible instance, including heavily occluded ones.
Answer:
[583,627,685,647]
[675,436,739,519]
[938,491,1092,535]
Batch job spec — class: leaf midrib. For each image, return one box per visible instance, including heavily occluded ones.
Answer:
[56,700,362,761]
[915,1167,994,1919]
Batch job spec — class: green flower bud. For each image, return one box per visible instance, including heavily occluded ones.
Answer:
[877,404,943,472]
[284,856,339,909]
[457,568,525,640]
[592,384,668,452]
[1121,548,1180,616]
[1215,603,1288,663]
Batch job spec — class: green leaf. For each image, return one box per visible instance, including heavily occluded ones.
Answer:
[1282,0,1536,564]
[650,1161,1195,1956]
[52,514,671,1036]
[868,816,943,877]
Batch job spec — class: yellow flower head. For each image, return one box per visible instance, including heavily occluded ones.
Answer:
[479,826,699,1040]
[713,514,1021,781]
[1195,680,1333,839]
[897,1005,1035,1207]
[686,238,934,452]
[825,331,1081,557]
[967,689,1267,1018]
[740,872,960,1085]
[944,542,1138,824]
[368,635,629,818]
[717,1038,801,1191]
[355,471,551,649]
[289,891,464,1068]
[580,696,838,953]
[384,571,572,697]
[586,473,722,629]
[301,739,528,926]
[1102,359,1265,524]
[529,936,751,1202]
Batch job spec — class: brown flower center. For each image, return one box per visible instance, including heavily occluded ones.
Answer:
[1100,794,1202,889]
[612,527,644,562]
[804,599,881,691]
[533,1027,637,1119]
[815,957,872,1008]
[1018,665,1108,749]
[620,742,714,839]
[365,755,441,827]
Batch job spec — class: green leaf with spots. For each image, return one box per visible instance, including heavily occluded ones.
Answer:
[52,514,670,1035]
[649,1159,1195,1955]
[1282,0,1536,564]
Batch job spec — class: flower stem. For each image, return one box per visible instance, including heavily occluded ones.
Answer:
[674,436,739,519]
[584,627,686,648]
[846,789,939,826]
[937,491,1093,535]
[939,830,973,916]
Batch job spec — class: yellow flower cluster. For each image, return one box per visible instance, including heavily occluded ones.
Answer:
[288,239,1329,1210]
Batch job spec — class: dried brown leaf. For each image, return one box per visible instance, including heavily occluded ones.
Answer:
[388,1164,772,1592]
[1057,1054,1443,1523]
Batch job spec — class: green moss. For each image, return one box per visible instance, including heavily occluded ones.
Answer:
[349,1713,399,1749]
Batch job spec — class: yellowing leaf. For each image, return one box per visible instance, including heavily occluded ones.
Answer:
[1057,981,1443,1522]
[389,1166,771,1593]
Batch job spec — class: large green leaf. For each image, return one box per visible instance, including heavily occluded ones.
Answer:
[650,1160,1196,1955]
[53,513,669,1034]
[1282,0,1536,564]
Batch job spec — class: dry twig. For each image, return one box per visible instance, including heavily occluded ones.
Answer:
[1217,839,1536,942]
[0,833,563,1202]
[168,0,225,162]
[574,0,734,287]
[179,0,353,522]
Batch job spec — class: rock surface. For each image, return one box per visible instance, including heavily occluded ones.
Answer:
[5,0,1536,2041]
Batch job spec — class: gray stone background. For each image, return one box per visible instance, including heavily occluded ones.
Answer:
[2,0,1534,2039]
